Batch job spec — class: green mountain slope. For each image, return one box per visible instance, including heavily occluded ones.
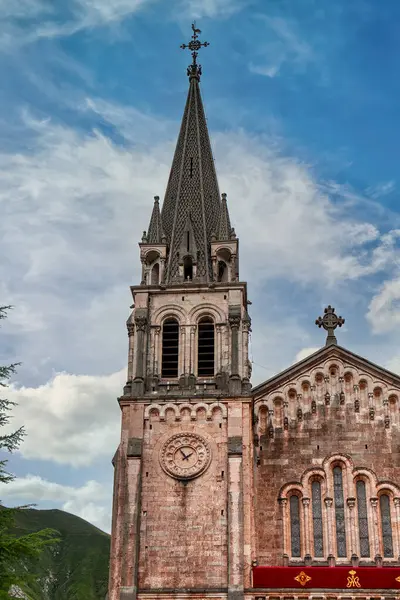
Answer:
[10,508,110,600]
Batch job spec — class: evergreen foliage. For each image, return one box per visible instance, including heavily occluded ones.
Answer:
[0,306,59,598]
[9,508,110,599]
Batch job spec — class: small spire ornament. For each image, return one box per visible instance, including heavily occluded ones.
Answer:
[180,22,209,80]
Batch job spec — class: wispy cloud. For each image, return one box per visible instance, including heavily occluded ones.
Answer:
[0,0,153,49]
[177,0,249,19]
[249,15,315,78]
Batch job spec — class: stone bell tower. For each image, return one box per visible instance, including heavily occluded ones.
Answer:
[108,24,253,600]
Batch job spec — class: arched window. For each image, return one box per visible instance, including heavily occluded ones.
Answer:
[290,495,301,557]
[217,260,228,282]
[151,263,160,285]
[333,466,347,557]
[197,317,214,377]
[161,318,179,378]
[312,480,324,557]
[183,256,193,280]
[356,480,370,557]
[380,494,394,557]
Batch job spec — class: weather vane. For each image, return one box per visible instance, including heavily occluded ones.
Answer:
[315,305,345,346]
[180,23,209,79]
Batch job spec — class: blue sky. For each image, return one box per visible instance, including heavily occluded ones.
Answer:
[1,0,400,532]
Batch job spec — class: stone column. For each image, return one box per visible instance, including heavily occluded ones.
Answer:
[229,307,241,394]
[368,392,375,420]
[140,258,145,285]
[153,326,160,376]
[370,497,380,559]
[180,326,186,375]
[159,257,166,282]
[215,324,222,373]
[347,497,357,556]
[279,498,289,558]
[242,317,251,383]
[324,497,334,558]
[132,310,147,396]
[302,497,311,557]
[189,325,196,375]
[393,497,400,559]
[124,323,135,395]
[228,434,244,600]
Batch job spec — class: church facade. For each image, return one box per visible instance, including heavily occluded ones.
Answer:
[108,26,400,600]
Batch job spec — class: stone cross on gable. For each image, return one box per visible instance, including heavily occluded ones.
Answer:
[315,305,345,346]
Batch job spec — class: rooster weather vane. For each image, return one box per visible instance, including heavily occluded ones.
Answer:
[180,23,209,79]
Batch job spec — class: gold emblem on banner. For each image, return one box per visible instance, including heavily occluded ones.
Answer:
[346,569,361,588]
[395,576,400,583]
[294,571,312,586]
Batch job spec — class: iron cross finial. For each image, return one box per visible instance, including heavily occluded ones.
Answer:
[315,305,345,346]
[180,22,210,80]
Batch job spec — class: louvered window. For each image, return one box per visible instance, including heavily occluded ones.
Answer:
[333,466,347,557]
[312,480,324,557]
[161,318,179,378]
[380,494,394,557]
[197,317,214,376]
[356,480,370,557]
[290,495,301,557]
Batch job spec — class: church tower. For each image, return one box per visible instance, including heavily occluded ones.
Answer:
[109,24,400,600]
[108,25,252,600]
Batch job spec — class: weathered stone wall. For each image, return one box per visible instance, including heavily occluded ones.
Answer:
[253,357,400,567]
[138,403,228,589]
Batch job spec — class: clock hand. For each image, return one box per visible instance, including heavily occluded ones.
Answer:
[180,449,188,459]
[184,452,193,460]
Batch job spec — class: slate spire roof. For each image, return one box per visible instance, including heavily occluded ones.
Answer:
[160,63,222,283]
[143,27,237,284]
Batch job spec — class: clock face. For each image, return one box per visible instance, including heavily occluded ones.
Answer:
[160,433,211,480]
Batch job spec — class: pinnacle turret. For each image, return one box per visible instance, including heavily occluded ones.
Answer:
[217,193,232,240]
[147,196,163,244]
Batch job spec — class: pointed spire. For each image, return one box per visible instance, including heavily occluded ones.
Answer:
[217,193,232,240]
[147,196,163,244]
[161,28,221,283]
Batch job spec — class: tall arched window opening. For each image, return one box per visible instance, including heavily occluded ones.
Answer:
[161,318,179,378]
[312,480,324,557]
[183,256,193,280]
[217,260,228,282]
[356,480,370,557]
[197,317,214,377]
[333,466,347,557]
[380,494,394,557]
[151,263,160,285]
[290,495,301,557]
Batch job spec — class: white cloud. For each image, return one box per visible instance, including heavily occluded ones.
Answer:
[2,475,111,532]
[1,100,399,386]
[294,347,319,363]
[367,276,400,334]
[7,370,124,466]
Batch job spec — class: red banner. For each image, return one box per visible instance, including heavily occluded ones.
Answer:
[252,566,400,589]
